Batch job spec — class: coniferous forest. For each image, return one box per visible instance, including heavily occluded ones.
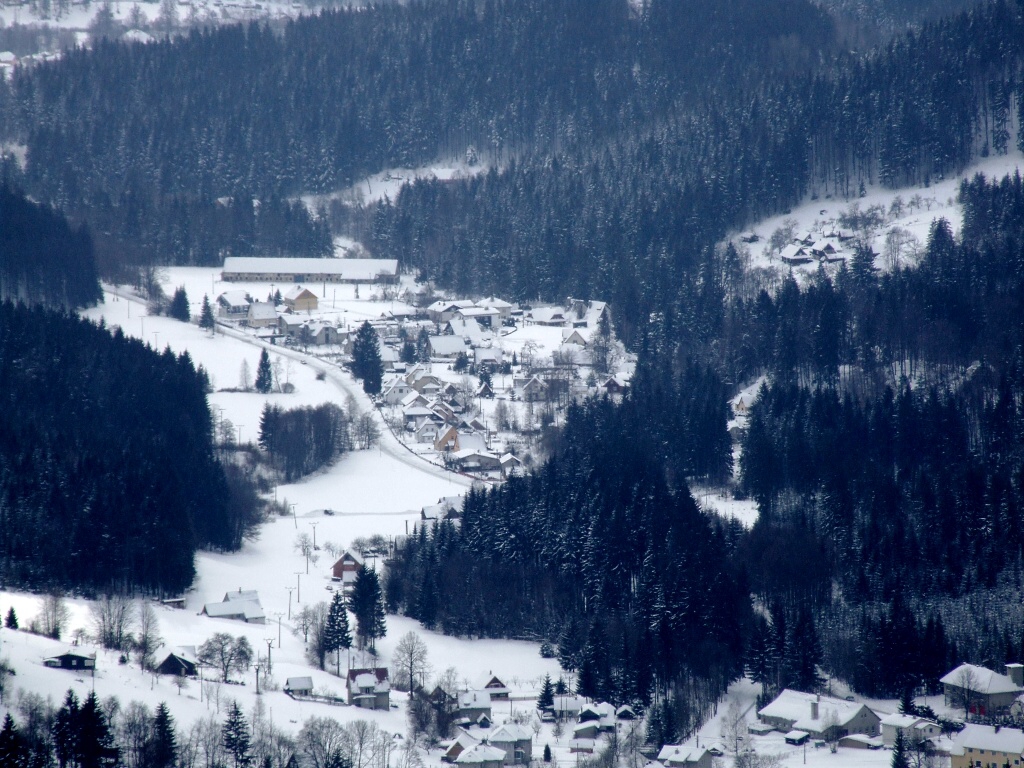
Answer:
[6,0,1024,744]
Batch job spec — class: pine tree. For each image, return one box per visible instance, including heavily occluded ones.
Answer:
[350,566,386,649]
[53,690,80,768]
[324,591,352,676]
[222,701,252,768]
[891,729,909,768]
[537,673,555,711]
[148,703,177,768]
[168,286,190,322]
[543,744,552,763]
[0,714,28,767]
[77,691,120,768]
[200,294,216,331]
[351,321,383,395]
[4,607,17,629]
[255,349,273,394]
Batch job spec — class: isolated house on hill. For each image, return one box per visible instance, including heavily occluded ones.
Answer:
[285,676,314,696]
[941,663,1024,716]
[346,667,390,710]
[201,589,265,624]
[757,689,880,739]
[156,649,198,677]
[656,746,712,768]
[331,550,365,593]
[44,650,96,671]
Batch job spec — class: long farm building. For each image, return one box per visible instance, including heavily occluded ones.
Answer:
[221,257,399,284]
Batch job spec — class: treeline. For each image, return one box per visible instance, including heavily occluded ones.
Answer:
[0,0,833,273]
[0,187,101,309]
[0,302,260,595]
[257,402,352,482]
[386,396,749,728]
[369,0,1024,345]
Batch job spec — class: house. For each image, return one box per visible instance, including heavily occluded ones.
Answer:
[880,713,940,748]
[553,695,588,720]
[616,705,637,721]
[421,496,464,522]
[527,306,568,326]
[443,731,479,763]
[156,649,198,677]
[757,690,880,740]
[487,722,532,764]
[284,286,318,312]
[941,663,1024,716]
[435,425,461,452]
[217,290,251,318]
[602,376,628,396]
[561,328,591,347]
[428,300,477,325]
[656,746,712,768]
[810,240,840,258]
[428,335,470,360]
[331,550,365,592]
[454,744,506,768]
[455,306,500,328]
[838,734,883,750]
[515,376,546,402]
[415,419,444,444]
[572,722,600,740]
[222,257,399,284]
[401,391,429,409]
[430,684,459,715]
[44,650,96,671]
[784,731,810,746]
[499,453,522,478]
[474,347,503,369]
[405,405,438,431]
[449,449,501,472]
[346,668,390,710]
[477,297,515,320]
[381,377,412,404]
[951,725,1024,768]
[201,590,265,624]
[285,676,314,696]
[478,674,510,700]
[780,244,812,265]
[246,301,278,328]
[458,690,492,722]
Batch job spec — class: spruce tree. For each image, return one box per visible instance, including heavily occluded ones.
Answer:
[537,673,555,711]
[200,294,216,331]
[255,349,273,394]
[324,591,352,676]
[350,566,386,649]
[77,691,119,768]
[0,714,28,767]
[52,690,80,768]
[149,703,177,768]
[351,321,383,395]
[168,286,190,322]
[222,701,252,768]
[4,607,17,629]
[891,730,909,768]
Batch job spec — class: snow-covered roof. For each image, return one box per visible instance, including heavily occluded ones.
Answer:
[223,257,398,281]
[458,690,492,710]
[657,746,708,765]
[286,676,313,691]
[488,723,532,742]
[284,285,316,301]
[553,694,588,713]
[954,725,1024,755]
[429,335,469,356]
[223,589,261,604]
[456,745,507,764]
[528,306,566,324]
[457,307,499,318]
[880,713,924,728]
[941,663,1023,695]
[202,600,264,622]
[758,689,873,730]
[217,290,251,308]
[247,302,278,321]
[478,297,513,310]
[573,722,600,736]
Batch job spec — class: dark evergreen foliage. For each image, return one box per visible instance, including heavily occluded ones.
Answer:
[351,321,383,395]
[4,606,17,629]
[0,302,256,594]
[168,286,190,322]
[254,349,273,394]
[258,402,352,481]
[0,187,101,309]
[349,565,386,650]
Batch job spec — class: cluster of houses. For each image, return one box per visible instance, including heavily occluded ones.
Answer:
[216,286,349,348]
[779,229,853,266]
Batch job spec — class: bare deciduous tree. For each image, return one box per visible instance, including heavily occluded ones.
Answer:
[392,631,431,692]
[39,592,70,640]
[91,595,135,650]
[134,601,162,671]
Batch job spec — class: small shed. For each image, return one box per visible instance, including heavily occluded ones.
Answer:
[285,676,315,696]
[785,731,810,746]
[44,650,96,671]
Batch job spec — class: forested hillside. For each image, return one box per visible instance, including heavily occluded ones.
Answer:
[0,187,101,309]
[0,302,260,594]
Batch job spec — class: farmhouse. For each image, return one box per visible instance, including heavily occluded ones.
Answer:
[246,301,278,328]
[487,722,532,764]
[941,663,1024,716]
[757,689,880,740]
[283,286,318,312]
[879,713,940,748]
[346,667,390,710]
[201,589,266,624]
[285,676,314,696]
[222,257,399,284]
[44,650,96,671]
[443,732,480,763]
[656,746,712,768]
[217,290,251,317]
[455,744,507,768]
[458,690,493,722]
[951,725,1024,768]
[331,550,365,593]
[155,649,198,677]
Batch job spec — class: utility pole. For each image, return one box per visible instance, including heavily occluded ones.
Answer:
[273,611,283,647]
[286,587,295,620]
[254,660,262,695]
[294,571,302,603]
[310,521,319,549]
[265,638,274,675]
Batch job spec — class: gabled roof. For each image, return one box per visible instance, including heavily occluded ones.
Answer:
[758,689,877,731]
[954,725,1024,755]
[286,676,314,691]
[429,335,469,356]
[202,600,265,622]
[455,745,506,764]
[224,589,261,604]
[880,713,926,728]
[941,663,1023,695]
[657,746,709,765]
[459,690,492,710]
[488,723,532,742]
[248,301,278,321]
[284,286,317,301]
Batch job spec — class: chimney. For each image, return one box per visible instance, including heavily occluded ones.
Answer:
[1007,663,1024,688]
[811,700,819,720]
